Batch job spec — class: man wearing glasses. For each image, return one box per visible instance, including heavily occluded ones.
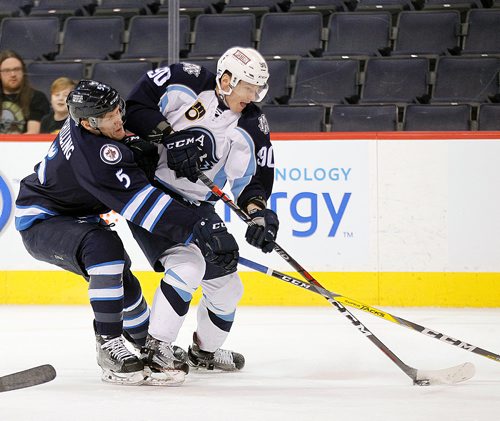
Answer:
[0,49,49,134]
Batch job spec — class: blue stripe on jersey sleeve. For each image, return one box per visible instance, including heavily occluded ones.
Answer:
[14,204,58,231]
[231,127,256,199]
[15,213,52,231]
[140,194,173,232]
[159,84,197,112]
[120,185,156,221]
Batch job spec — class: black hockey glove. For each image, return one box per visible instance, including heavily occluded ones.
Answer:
[163,129,202,183]
[123,135,159,183]
[245,208,279,253]
[193,214,239,272]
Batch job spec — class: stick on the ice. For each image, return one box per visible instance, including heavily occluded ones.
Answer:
[239,256,499,364]
[0,364,56,392]
[197,171,474,385]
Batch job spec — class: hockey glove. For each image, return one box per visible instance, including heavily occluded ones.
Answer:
[245,208,279,253]
[163,129,202,183]
[123,135,159,183]
[193,214,239,272]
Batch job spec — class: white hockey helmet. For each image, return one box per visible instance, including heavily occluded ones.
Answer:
[216,47,269,103]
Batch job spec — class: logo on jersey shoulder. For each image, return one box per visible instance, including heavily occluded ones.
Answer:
[100,144,122,165]
[184,127,218,171]
[185,101,206,121]
[182,63,202,77]
[258,114,270,135]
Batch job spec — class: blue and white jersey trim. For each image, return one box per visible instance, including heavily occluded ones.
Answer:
[14,204,58,231]
[124,295,143,312]
[86,260,125,276]
[123,308,150,329]
[121,185,155,220]
[140,193,172,231]
[89,285,124,301]
[232,127,256,199]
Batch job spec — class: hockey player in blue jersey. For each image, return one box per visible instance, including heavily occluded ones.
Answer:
[14,80,238,386]
[124,47,279,373]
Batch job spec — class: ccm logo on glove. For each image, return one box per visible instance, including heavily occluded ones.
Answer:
[193,214,239,272]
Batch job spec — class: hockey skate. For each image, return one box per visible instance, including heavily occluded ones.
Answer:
[141,335,189,386]
[96,334,145,385]
[188,332,245,372]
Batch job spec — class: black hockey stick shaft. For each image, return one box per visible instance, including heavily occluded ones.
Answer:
[239,256,500,363]
[197,172,320,287]
[197,172,423,382]
[0,364,56,392]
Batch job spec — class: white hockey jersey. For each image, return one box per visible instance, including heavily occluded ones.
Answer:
[125,62,274,209]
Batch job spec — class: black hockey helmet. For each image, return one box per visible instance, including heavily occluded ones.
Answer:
[66,79,125,126]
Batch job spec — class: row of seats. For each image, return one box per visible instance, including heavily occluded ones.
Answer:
[1,10,499,63]
[25,55,500,131]
[262,103,500,131]
[25,56,500,105]
[3,0,500,21]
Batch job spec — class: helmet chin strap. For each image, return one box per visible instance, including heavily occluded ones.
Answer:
[216,84,231,107]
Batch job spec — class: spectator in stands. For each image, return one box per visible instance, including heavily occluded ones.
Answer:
[0,49,50,134]
[40,77,76,134]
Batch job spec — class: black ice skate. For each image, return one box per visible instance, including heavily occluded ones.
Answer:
[141,335,189,386]
[96,334,145,385]
[188,332,245,372]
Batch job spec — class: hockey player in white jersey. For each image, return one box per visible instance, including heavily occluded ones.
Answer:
[124,47,279,374]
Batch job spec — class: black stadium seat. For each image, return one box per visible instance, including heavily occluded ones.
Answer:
[463,10,500,56]
[393,11,461,56]
[432,57,500,104]
[263,59,290,104]
[122,15,190,60]
[360,57,430,104]
[189,14,255,58]
[324,12,392,57]
[261,105,326,131]
[90,60,152,99]
[290,58,359,105]
[477,104,500,130]
[0,17,59,61]
[27,61,85,99]
[57,16,125,61]
[258,12,323,58]
[330,104,398,131]
[403,104,472,131]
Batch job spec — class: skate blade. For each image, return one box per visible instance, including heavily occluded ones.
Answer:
[143,367,185,386]
[188,361,237,372]
[101,369,145,386]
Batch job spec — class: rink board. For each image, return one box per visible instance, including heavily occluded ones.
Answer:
[0,270,499,306]
[1,132,500,306]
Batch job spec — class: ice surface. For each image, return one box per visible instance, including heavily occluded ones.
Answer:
[1,306,499,420]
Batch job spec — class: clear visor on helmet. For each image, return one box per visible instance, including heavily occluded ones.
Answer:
[89,98,126,129]
[231,80,269,103]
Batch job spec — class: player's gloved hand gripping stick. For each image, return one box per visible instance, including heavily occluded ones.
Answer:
[196,170,475,386]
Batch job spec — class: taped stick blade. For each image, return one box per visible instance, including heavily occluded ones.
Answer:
[414,362,475,386]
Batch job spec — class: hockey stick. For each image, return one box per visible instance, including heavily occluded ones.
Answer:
[197,171,474,385]
[0,364,56,392]
[239,256,500,364]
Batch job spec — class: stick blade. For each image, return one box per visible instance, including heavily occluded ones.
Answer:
[414,362,475,386]
[0,364,56,392]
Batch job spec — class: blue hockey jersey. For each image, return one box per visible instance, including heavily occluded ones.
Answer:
[15,118,200,244]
